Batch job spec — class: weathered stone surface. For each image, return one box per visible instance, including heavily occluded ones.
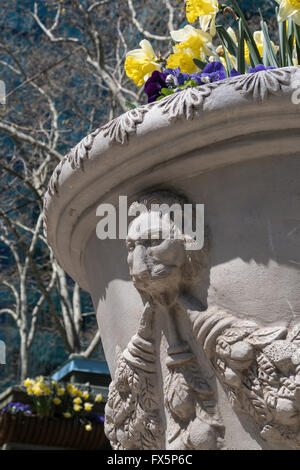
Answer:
[44,66,300,450]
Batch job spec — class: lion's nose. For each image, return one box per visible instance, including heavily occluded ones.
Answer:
[131,245,149,279]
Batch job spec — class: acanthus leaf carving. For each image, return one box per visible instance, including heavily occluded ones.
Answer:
[234,68,291,101]
[157,83,217,121]
[100,106,150,145]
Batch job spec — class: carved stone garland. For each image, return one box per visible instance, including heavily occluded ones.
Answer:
[182,298,300,449]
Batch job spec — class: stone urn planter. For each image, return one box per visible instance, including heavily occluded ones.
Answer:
[44,66,300,450]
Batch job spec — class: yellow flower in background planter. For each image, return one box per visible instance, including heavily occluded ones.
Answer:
[70,386,79,396]
[57,387,65,396]
[24,378,34,388]
[63,412,71,418]
[73,396,82,405]
[186,0,219,23]
[83,391,89,399]
[95,394,103,403]
[43,386,51,396]
[275,0,300,26]
[125,40,161,87]
[84,402,93,412]
[32,384,42,396]
[53,397,61,405]
[85,423,92,431]
[166,25,212,73]
[73,404,82,412]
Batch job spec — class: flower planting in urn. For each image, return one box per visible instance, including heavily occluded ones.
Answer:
[44,0,300,451]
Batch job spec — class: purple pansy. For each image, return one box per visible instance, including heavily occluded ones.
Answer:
[86,413,105,423]
[248,64,275,73]
[164,67,190,86]
[2,402,32,414]
[229,68,241,77]
[144,71,168,103]
[200,61,227,82]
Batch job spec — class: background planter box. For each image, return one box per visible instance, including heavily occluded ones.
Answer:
[0,412,110,450]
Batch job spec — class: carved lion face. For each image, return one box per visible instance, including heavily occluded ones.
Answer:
[126,212,185,296]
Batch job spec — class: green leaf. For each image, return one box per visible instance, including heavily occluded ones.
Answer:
[193,58,207,70]
[160,88,174,96]
[260,19,279,68]
[216,25,238,57]
[125,99,138,110]
[294,21,300,66]
[237,19,246,74]
[228,0,262,65]
[278,18,288,67]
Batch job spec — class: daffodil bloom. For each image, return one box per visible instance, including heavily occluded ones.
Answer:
[166,25,212,73]
[83,391,89,399]
[125,40,161,87]
[275,0,300,26]
[73,396,82,405]
[32,385,42,396]
[186,0,219,24]
[85,423,92,432]
[53,397,61,405]
[44,387,51,396]
[63,412,71,418]
[70,386,79,396]
[84,402,93,412]
[24,378,34,388]
[57,387,65,396]
[95,394,103,403]
[73,404,82,412]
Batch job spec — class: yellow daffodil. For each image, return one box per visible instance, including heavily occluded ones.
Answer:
[166,25,212,73]
[186,0,219,24]
[63,412,71,418]
[57,387,65,396]
[51,380,57,386]
[73,404,82,412]
[77,390,83,398]
[73,396,82,405]
[275,0,300,26]
[95,394,103,403]
[43,386,51,396]
[53,397,61,405]
[125,39,161,87]
[84,402,93,412]
[67,383,74,393]
[85,423,92,432]
[26,387,33,396]
[24,378,34,388]
[83,391,89,399]
[70,386,79,396]
[32,384,42,396]
[36,376,44,383]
